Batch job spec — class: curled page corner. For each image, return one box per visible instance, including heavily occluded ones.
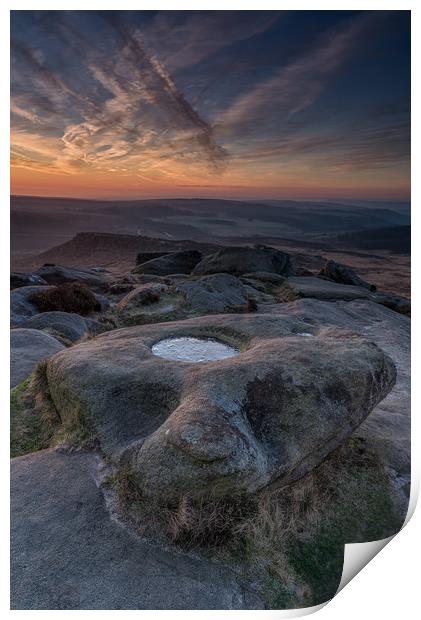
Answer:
[336,470,418,596]
[337,535,394,594]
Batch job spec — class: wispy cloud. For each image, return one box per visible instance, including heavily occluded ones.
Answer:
[10,10,410,191]
[11,13,229,176]
[216,15,372,138]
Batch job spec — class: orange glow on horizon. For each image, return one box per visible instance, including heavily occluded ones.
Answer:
[10,166,410,202]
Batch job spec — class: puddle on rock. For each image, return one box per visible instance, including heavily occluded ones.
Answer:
[152,337,240,363]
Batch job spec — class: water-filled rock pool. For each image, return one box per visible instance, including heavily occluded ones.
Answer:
[152,337,240,363]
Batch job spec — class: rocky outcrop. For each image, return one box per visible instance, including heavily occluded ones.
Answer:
[44,313,395,501]
[319,259,376,290]
[282,276,373,302]
[175,274,253,314]
[11,328,65,387]
[35,265,111,289]
[11,285,53,326]
[133,251,202,276]
[11,272,47,290]
[373,291,411,316]
[193,245,294,277]
[20,311,103,344]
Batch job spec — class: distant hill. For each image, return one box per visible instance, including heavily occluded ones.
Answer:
[332,226,410,254]
[11,195,410,258]
[11,232,223,272]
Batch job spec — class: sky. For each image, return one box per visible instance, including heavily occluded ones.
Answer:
[10,10,411,201]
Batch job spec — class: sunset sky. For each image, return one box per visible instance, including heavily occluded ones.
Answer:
[11,10,410,200]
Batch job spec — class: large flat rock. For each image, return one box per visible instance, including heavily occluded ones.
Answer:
[286,276,372,301]
[10,449,263,610]
[44,313,395,501]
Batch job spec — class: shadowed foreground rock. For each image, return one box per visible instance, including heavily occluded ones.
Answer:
[11,450,262,610]
[20,311,103,344]
[44,313,396,501]
[193,245,294,276]
[10,285,53,326]
[11,272,47,289]
[319,259,375,290]
[10,328,64,388]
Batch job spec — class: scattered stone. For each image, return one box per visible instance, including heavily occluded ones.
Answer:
[35,265,111,289]
[133,251,202,276]
[11,272,47,290]
[193,245,294,276]
[11,285,53,326]
[20,311,103,344]
[10,328,64,387]
[319,259,376,290]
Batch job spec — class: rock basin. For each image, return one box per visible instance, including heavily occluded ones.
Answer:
[43,313,397,501]
[152,337,240,363]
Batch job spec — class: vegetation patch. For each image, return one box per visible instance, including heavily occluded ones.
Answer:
[11,361,99,456]
[10,363,61,457]
[110,437,404,609]
[29,283,101,315]
[277,282,303,303]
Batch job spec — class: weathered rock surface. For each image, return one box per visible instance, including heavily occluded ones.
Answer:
[10,328,65,388]
[372,291,411,316]
[242,271,286,284]
[115,283,169,314]
[11,285,54,326]
[35,265,111,289]
[133,251,202,276]
[193,245,294,276]
[175,274,252,314]
[11,450,262,610]
[260,298,410,504]
[11,272,47,290]
[319,259,376,290]
[45,314,395,501]
[20,311,103,344]
[284,276,373,301]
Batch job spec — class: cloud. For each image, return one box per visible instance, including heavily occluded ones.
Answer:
[11,13,228,176]
[216,15,372,138]
[141,11,281,71]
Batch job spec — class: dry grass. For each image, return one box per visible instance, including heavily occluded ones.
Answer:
[29,283,101,315]
[10,361,61,457]
[277,282,302,303]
